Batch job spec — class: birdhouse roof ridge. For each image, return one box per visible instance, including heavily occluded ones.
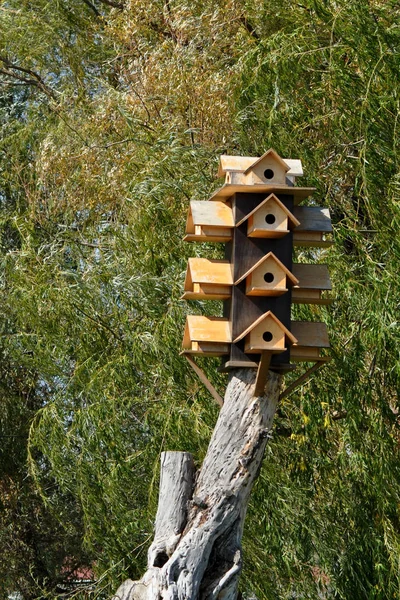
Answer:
[243,148,291,175]
[236,193,301,228]
[235,252,299,286]
[218,155,303,177]
[233,311,298,344]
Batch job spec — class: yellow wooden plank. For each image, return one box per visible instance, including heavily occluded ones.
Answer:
[197,343,230,355]
[191,201,234,227]
[184,231,233,243]
[246,286,288,297]
[187,258,233,285]
[199,284,231,295]
[187,316,231,343]
[181,343,230,356]
[181,285,231,301]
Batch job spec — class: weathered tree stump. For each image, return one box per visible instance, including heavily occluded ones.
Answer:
[113,368,282,600]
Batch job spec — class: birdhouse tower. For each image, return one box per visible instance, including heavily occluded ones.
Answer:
[181,148,333,399]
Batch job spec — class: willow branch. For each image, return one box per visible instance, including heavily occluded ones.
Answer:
[97,0,125,8]
[0,56,57,100]
[81,0,101,16]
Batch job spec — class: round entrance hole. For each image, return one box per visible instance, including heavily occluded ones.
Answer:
[264,168,274,180]
[263,331,273,342]
[264,272,274,283]
[265,213,276,225]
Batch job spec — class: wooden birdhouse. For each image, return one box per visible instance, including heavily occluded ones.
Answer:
[292,207,333,248]
[184,201,234,242]
[182,316,231,356]
[235,252,299,296]
[241,149,290,186]
[290,322,330,362]
[218,154,304,186]
[233,311,297,354]
[292,264,333,305]
[182,258,233,300]
[210,150,314,204]
[236,193,300,238]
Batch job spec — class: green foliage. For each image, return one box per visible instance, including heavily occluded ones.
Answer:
[0,0,400,598]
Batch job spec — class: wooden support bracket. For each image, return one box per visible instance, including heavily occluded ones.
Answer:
[185,355,224,407]
[254,351,272,397]
[279,360,329,400]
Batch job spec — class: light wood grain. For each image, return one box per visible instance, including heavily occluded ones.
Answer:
[293,207,332,232]
[209,183,315,203]
[291,321,330,347]
[191,201,234,227]
[218,155,303,177]
[292,264,332,289]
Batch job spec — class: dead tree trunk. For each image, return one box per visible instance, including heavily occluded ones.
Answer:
[114,368,282,600]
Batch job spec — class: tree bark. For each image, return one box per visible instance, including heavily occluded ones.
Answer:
[148,452,195,568]
[113,368,282,600]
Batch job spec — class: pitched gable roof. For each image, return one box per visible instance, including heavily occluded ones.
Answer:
[235,252,299,286]
[236,193,301,228]
[218,156,303,178]
[243,148,290,175]
[233,311,298,345]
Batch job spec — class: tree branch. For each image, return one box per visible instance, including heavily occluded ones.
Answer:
[275,409,348,438]
[114,369,282,600]
[0,56,57,100]
[239,15,260,41]
[81,0,101,17]
[97,0,125,8]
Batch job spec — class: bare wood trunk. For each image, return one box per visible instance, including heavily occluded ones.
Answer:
[148,452,195,568]
[114,368,282,600]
